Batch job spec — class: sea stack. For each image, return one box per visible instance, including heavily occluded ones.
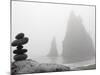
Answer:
[62,12,95,62]
[11,33,29,61]
[47,37,58,57]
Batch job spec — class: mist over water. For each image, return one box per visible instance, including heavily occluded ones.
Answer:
[31,56,95,68]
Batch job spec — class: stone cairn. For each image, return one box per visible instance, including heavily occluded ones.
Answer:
[11,33,29,61]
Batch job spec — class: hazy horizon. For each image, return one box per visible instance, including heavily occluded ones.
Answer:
[12,1,95,59]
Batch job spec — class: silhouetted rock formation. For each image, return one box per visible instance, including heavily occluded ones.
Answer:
[48,37,58,57]
[11,33,29,61]
[62,12,95,62]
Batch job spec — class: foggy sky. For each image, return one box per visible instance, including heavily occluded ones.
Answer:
[12,1,95,59]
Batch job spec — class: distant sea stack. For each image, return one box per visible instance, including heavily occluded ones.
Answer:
[47,37,58,57]
[62,12,95,62]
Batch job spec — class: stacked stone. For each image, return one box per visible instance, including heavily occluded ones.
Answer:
[11,33,29,61]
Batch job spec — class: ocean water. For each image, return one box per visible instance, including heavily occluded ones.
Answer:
[31,56,95,68]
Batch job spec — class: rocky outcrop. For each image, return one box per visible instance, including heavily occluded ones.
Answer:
[62,12,95,62]
[11,59,70,75]
[47,37,58,57]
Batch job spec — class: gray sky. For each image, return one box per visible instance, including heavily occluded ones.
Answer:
[12,1,95,58]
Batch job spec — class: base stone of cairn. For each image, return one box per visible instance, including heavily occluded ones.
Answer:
[14,54,28,61]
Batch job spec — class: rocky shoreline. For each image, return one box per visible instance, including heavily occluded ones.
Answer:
[11,33,96,75]
[11,59,96,75]
[11,59,70,75]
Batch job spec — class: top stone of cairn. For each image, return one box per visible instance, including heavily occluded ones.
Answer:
[15,33,24,39]
[11,33,29,46]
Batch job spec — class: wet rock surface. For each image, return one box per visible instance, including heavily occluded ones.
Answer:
[11,59,70,75]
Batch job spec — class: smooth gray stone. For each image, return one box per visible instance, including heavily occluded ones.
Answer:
[14,54,28,61]
[11,37,29,46]
[15,33,24,39]
[13,49,27,54]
